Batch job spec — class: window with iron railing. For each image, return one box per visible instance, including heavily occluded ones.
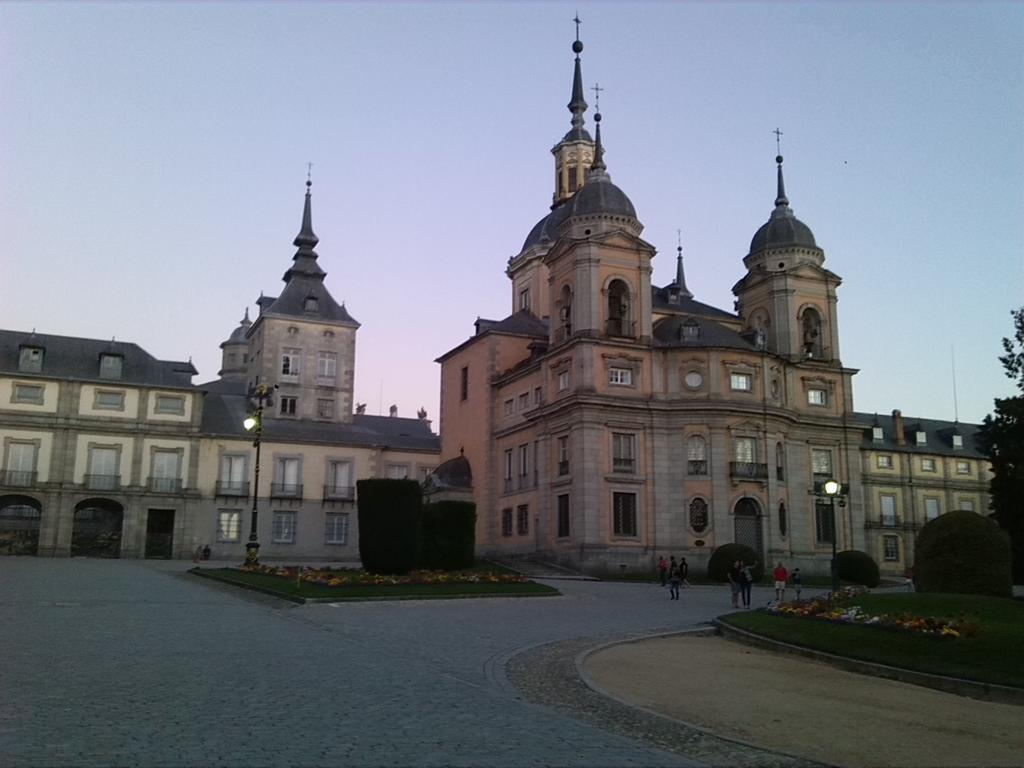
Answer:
[612,433,636,473]
[729,462,768,480]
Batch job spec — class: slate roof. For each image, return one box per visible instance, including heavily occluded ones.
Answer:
[259,275,359,326]
[652,316,756,351]
[430,454,473,489]
[0,329,197,388]
[200,388,439,451]
[651,286,738,320]
[852,412,986,459]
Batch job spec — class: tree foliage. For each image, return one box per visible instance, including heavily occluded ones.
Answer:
[979,307,1024,583]
[914,511,1012,597]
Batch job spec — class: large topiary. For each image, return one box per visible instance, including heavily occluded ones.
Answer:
[914,510,1012,597]
[707,543,763,582]
[419,500,476,570]
[835,549,880,588]
[356,479,421,574]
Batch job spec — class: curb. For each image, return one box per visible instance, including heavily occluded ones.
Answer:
[714,618,1024,706]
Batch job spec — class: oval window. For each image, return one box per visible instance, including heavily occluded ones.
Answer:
[689,498,709,533]
[684,371,704,389]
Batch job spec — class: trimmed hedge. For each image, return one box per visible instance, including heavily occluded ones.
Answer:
[707,543,763,582]
[914,511,1013,598]
[356,479,421,574]
[419,500,476,571]
[835,549,880,588]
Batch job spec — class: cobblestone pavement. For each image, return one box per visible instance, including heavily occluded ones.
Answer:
[0,559,802,767]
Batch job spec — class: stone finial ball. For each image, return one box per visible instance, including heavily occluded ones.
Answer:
[776,155,783,164]
[572,40,583,54]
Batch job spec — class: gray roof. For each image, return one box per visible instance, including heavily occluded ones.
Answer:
[749,209,818,254]
[652,316,756,350]
[521,208,561,251]
[431,454,473,489]
[0,329,197,388]
[852,412,986,459]
[221,310,252,347]
[200,389,440,451]
[477,310,548,337]
[561,173,636,221]
[651,286,738,321]
[259,276,359,326]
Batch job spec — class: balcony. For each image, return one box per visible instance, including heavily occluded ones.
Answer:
[504,478,513,493]
[865,515,914,530]
[215,480,250,497]
[613,457,635,473]
[605,319,636,339]
[687,460,707,476]
[147,477,183,493]
[516,474,531,491]
[270,483,303,500]
[729,462,768,480]
[323,484,355,501]
[0,469,37,488]
[84,474,120,491]
[557,460,569,476]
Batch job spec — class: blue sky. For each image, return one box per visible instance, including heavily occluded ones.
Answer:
[1,1,1021,424]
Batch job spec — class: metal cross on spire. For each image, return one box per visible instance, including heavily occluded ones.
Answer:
[677,228,682,251]
[306,161,314,184]
[772,127,783,156]
[573,12,581,41]
[591,82,604,111]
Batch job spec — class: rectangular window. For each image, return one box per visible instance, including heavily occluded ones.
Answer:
[501,508,513,537]
[386,464,409,480]
[924,497,940,521]
[219,454,248,495]
[504,399,514,416]
[609,367,633,386]
[956,460,970,475]
[150,450,181,492]
[557,370,570,392]
[99,354,122,379]
[916,431,927,446]
[730,373,752,392]
[95,390,125,410]
[814,500,835,545]
[883,535,900,562]
[807,388,827,406]
[87,446,119,489]
[733,437,756,464]
[216,510,241,542]
[279,396,297,416]
[519,288,531,312]
[518,392,529,410]
[274,458,301,496]
[12,383,44,404]
[557,435,569,476]
[317,353,337,382]
[567,165,578,192]
[534,387,542,404]
[460,366,469,401]
[557,494,570,538]
[612,492,637,536]
[18,347,43,372]
[921,458,936,472]
[811,448,833,477]
[952,434,964,449]
[3,442,36,486]
[317,398,334,419]
[155,394,185,414]
[281,349,301,379]
[612,433,635,473]
[880,494,897,525]
[960,499,975,512]
[503,449,513,485]
[325,460,353,499]
[516,504,529,535]
[272,511,296,543]
[325,513,349,545]
[877,454,892,469]
[872,425,884,442]
[517,444,529,488]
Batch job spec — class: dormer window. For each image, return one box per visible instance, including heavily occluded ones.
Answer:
[952,434,964,449]
[303,296,318,313]
[18,346,43,373]
[915,431,927,446]
[99,354,123,380]
[680,319,700,339]
[872,426,884,442]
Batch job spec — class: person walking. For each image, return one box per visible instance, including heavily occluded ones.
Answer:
[727,560,742,608]
[791,568,803,601]
[739,561,754,608]
[679,556,691,587]
[668,559,681,600]
[772,562,789,603]
[657,556,669,587]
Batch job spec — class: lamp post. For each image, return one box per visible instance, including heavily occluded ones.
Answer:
[822,479,843,594]
[243,384,274,566]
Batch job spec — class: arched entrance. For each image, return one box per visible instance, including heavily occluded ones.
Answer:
[72,499,124,558]
[0,495,42,555]
[733,497,763,563]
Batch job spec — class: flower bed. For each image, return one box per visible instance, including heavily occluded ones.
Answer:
[765,587,976,639]
[238,563,530,588]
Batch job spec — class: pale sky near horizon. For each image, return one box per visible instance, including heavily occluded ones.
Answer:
[1,1,1021,426]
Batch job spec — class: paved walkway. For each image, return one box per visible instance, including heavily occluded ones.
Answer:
[0,559,782,768]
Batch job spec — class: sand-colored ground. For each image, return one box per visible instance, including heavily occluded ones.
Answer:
[585,635,1024,768]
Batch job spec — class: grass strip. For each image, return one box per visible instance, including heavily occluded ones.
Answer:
[720,593,1024,688]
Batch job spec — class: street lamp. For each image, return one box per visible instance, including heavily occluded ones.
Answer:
[243,384,274,566]
[822,478,843,594]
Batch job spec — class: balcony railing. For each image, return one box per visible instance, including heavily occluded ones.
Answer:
[687,460,707,476]
[270,483,303,500]
[516,474,531,491]
[84,474,120,491]
[729,462,768,480]
[216,480,250,497]
[148,477,183,493]
[557,460,569,476]
[613,457,636,473]
[865,515,912,529]
[0,469,36,487]
[605,319,636,338]
[323,484,355,501]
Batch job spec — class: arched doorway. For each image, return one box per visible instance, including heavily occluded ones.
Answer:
[72,499,124,558]
[733,498,763,563]
[0,495,42,555]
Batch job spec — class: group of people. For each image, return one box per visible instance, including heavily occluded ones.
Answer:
[656,556,690,600]
[729,561,804,608]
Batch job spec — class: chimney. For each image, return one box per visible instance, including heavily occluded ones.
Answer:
[892,409,905,446]
[389,404,398,418]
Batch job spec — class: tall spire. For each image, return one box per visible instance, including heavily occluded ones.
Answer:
[284,176,326,282]
[675,230,693,299]
[567,15,587,135]
[589,110,606,174]
[774,154,789,209]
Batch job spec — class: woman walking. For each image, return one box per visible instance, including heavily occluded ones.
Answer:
[727,560,742,608]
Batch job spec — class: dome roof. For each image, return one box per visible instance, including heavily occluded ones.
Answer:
[221,310,251,347]
[749,210,817,253]
[521,209,559,251]
[563,174,636,220]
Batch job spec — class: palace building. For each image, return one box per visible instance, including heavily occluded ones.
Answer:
[435,33,989,577]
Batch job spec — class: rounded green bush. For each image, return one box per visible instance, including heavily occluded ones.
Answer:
[914,511,1012,598]
[835,549,880,588]
[707,543,763,582]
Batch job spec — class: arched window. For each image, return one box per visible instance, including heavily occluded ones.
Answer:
[606,280,631,337]
[801,307,823,359]
[775,441,785,481]
[557,285,573,339]
[687,435,707,475]
[689,498,709,534]
[778,502,788,537]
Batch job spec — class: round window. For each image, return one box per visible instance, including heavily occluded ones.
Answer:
[689,498,709,533]
[684,371,704,389]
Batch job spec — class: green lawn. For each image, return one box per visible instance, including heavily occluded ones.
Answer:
[720,593,1024,688]
[191,567,560,602]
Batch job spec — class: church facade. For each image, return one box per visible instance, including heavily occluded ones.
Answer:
[436,34,989,577]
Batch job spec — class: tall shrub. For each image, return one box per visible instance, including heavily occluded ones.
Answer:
[419,500,476,570]
[356,479,421,574]
[707,543,762,582]
[914,511,1012,597]
[835,550,880,588]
